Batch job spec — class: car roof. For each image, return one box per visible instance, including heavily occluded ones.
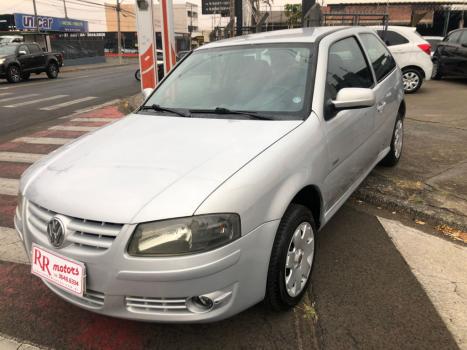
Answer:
[198,27,351,50]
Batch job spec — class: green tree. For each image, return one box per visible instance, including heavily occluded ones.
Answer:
[284,4,302,28]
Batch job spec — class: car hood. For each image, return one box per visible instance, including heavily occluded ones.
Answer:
[24,114,301,224]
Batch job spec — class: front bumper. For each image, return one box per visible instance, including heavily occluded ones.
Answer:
[15,203,279,322]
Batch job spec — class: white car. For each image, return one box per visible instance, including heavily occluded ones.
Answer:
[372,26,433,93]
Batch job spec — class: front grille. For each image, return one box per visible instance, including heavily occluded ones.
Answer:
[27,201,123,252]
[45,281,105,309]
[125,296,190,315]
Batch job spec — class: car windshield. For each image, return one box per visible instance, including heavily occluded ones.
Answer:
[143,44,314,120]
[0,45,16,55]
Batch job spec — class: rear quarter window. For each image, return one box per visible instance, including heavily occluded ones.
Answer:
[377,30,409,46]
[359,33,396,83]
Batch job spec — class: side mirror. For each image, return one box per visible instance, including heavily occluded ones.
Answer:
[142,88,154,99]
[331,88,375,110]
[18,50,27,56]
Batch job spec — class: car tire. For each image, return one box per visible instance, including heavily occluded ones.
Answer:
[6,65,21,83]
[135,69,141,81]
[265,203,316,311]
[380,113,404,167]
[402,68,423,94]
[46,62,59,79]
[21,72,30,80]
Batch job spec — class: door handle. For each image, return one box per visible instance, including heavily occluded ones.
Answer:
[376,101,386,113]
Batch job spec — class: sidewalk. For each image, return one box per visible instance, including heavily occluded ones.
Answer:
[355,78,467,240]
[61,57,138,74]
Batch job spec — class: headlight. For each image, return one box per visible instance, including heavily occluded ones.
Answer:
[128,214,241,256]
[0,59,4,64]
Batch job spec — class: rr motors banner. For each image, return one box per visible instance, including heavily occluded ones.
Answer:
[135,0,157,90]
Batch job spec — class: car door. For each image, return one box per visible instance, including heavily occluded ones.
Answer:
[438,31,462,75]
[458,30,467,75]
[359,33,401,153]
[16,44,32,71]
[322,36,377,209]
[27,44,46,70]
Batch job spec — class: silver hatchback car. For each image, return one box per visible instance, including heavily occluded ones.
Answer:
[15,27,404,322]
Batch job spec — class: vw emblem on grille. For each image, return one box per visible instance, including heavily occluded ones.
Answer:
[47,217,65,248]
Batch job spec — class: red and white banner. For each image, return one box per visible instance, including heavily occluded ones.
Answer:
[160,0,177,75]
[135,0,158,90]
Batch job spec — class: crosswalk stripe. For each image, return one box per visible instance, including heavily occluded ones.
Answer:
[0,226,29,264]
[39,96,97,111]
[0,178,19,196]
[71,117,116,122]
[0,94,39,103]
[0,152,43,163]
[3,95,69,108]
[13,137,73,145]
[49,125,98,132]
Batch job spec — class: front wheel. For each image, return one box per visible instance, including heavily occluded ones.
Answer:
[402,68,423,93]
[380,114,404,167]
[6,65,21,83]
[265,204,316,311]
[46,62,59,79]
[135,69,141,81]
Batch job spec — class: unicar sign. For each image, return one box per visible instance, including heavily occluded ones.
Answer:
[14,13,88,32]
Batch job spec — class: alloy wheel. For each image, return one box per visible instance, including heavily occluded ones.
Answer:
[402,71,420,92]
[10,66,20,82]
[284,221,314,297]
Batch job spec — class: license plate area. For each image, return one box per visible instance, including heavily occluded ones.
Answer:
[31,244,86,296]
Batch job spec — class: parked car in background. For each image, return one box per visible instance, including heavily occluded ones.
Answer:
[0,35,23,44]
[432,28,467,79]
[0,43,63,83]
[17,27,405,322]
[423,36,444,56]
[372,26,433,93]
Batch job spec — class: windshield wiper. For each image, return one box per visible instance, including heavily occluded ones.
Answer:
[140,104,191,118]
[191,107,274,120]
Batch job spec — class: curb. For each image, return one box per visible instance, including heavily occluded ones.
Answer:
[61,62,135,74]
[354,187,467,234]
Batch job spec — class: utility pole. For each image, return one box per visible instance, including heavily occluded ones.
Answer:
[116,0,122,64]
[62,0,68,18]
[32,0,39,32]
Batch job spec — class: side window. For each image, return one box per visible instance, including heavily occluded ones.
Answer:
[445,31,461,43]
[359,33,396,83]
[325,36,374,103]
[27,44,42,54]
[377,30,409,46]
[18,45,30,55]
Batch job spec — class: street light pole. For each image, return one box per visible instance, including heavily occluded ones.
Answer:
[63,0,68,19]
[116,0,122,64]
[32,0,39,32]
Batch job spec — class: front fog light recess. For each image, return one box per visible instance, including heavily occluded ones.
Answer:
[186,296,214,313]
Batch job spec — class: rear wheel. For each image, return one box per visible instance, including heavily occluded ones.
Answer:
[6,65,21,83]
[380,113,404,167]
[46,62,59,79]
[265,204,316,311]
[402,68,423,93]
[135,69,141,81]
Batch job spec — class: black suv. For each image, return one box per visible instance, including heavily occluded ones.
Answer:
[433,28,467,79]
[0,43,63,83]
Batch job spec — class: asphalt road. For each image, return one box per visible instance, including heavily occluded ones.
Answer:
[0,205,458,350]
[0,64,140,142]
